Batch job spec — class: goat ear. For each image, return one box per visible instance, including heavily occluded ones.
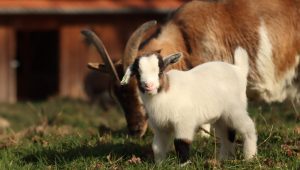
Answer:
[120,65,134,85]
[163,52,182,67]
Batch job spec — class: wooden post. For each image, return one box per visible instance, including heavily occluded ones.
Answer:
[60,26,89,99]
[0,27,16,103]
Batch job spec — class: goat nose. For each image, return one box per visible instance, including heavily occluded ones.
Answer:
[145,82,154,88]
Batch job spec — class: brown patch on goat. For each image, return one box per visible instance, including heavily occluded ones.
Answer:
[296,0,300,52]
[177,20,192,55]
[159,74,170,93]
[138,23,190,71]
[139,26,161,51]
[259,0,300,80]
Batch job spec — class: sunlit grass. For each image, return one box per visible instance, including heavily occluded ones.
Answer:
[0,98,299,169]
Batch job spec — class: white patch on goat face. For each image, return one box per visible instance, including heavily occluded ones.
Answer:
[139,54,161,95]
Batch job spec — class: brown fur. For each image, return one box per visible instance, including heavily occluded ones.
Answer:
[160,74,170,92]
[112,79,148,136]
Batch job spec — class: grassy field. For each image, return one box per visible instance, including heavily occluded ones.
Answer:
[0,98,299,169]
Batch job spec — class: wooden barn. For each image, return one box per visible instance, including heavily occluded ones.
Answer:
[0,0,187,103]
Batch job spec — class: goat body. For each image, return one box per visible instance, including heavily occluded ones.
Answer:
[122,47,257,164]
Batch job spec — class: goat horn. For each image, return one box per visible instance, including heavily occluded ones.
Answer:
[81,29,120,82]
[123,20,157,69]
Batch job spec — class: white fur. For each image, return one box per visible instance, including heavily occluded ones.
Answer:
[138,47,257,163]
[254,20,300,102]
[139,55,161,95]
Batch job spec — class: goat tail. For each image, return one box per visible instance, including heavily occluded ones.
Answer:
[234,46,249,76]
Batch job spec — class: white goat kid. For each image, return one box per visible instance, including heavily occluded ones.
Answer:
[121,47,257,164]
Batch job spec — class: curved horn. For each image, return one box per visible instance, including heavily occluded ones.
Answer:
[123,20,157,69]
[81,29,120,82]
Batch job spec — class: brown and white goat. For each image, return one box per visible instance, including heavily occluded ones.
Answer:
[83,0,300,137]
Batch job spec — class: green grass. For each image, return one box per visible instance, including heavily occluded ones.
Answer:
[0,98,299,169]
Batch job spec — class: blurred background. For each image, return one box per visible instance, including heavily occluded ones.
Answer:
[0,0,188,104]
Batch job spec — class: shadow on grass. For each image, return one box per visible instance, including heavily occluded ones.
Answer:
[22,142,152,166]
[21,129,153,166]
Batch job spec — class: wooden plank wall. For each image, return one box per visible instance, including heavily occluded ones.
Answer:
[0,27,16,103]
[0,10,168,101]
[60,25,89,99]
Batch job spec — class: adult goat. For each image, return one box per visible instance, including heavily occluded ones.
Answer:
[82,0,300,137]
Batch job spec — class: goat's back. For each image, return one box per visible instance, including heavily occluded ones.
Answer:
[143,63,247,126]
[168,61,245,95]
